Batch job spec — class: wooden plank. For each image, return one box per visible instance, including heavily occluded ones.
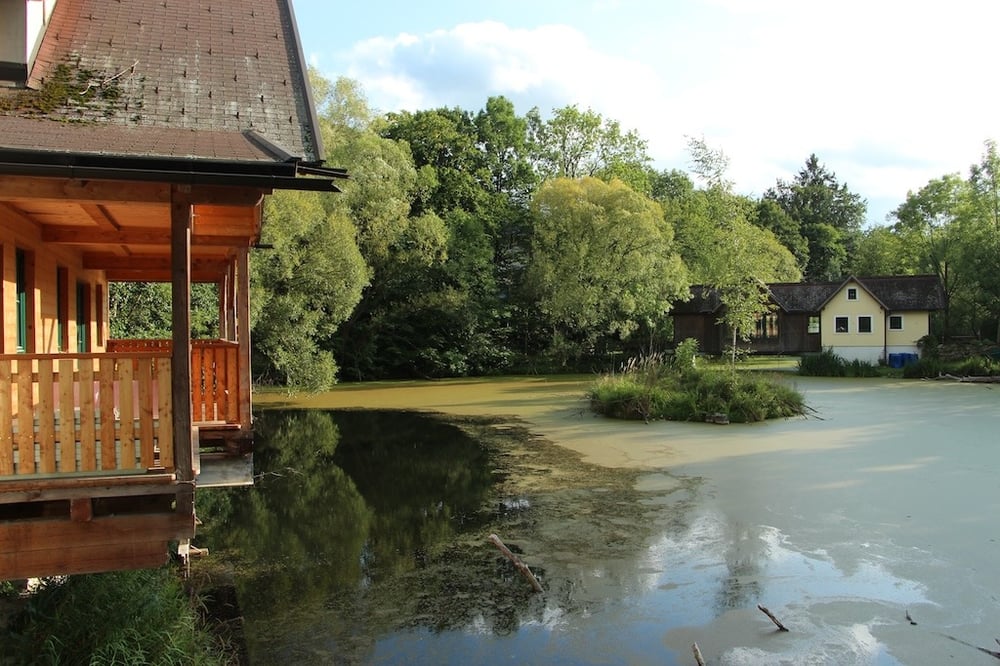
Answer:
[225,344,239,423]
[70,497,93,522]
[156,357,173,471]
[0,510,194,555]
[36,359,56,473]
[16,361,35,475]
[137,358,155,469]
[0,360,12,475]
[98,358,117,471]
[0,539,171,581]
[57,359,76,471]
[78,358,97,472]
[119,358,135,470]
[0,175,171,204]
[191,345,204,422]
[0,472,177,503]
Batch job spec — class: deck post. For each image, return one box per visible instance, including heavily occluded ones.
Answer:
[236,247,252,432]
[170,187,194,484]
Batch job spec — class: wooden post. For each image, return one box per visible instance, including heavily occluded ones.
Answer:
[488,533,543,593]
[757,604,789,632]
[236,247,252,433]
[170,187,193,483]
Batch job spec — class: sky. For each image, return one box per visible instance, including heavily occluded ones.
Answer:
[291,0,1000,227]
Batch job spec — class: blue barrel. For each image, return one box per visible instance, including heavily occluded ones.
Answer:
[888,353,903,369]
[903,353,919,366]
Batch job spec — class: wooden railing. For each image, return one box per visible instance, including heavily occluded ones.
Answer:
[0,353,173,477]
[106,339,240,424]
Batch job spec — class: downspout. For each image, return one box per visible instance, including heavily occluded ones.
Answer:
[883,308,888,362]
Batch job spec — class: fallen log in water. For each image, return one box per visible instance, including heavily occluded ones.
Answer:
[488,533,543,593]
[757,604,789,632]
[930,373,1000,383]
[692,642,706,665]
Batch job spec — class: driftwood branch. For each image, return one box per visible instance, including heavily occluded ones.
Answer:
[938,633,1000,660]
[692,642,706,666]
[930,373,1000,384]
[757,604,789,632]
[488,534,543,593]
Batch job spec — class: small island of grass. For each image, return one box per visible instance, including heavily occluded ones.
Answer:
[589,340,805,423]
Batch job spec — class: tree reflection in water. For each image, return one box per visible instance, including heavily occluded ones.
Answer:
[196,409,536,662]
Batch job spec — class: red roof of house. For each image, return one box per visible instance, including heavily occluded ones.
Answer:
[0,0,322,164]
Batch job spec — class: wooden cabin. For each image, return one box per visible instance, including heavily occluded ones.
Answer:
[0,0,345,579]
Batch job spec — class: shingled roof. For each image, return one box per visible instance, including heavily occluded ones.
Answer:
[674,275,945,315]
[0,0,322,164]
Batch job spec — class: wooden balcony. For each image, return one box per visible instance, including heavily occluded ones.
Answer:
[0,352,174,479]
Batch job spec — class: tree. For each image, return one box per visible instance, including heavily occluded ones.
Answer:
[525,177,688,363]
[764,154,867,280]
[891,174,970,338]
[527,105,651,192]
[251,190,368,389]
[678,138,801,367]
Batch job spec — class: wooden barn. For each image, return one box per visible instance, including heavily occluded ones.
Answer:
[0,0,344,579]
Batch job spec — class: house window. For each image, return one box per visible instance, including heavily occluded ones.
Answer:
[858,316,873,333]
[15,249,33,353]
[76,281,90,353]
[753,313,779,339]
[835,316,849,333]
[57,266,69,351]
[807,316,820,334]
[847,288,858,301]
[889,315,903,330]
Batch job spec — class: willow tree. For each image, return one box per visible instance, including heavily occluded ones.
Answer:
[525,176,688,363]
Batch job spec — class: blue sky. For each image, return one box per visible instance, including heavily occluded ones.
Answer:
[292,0,1000,226]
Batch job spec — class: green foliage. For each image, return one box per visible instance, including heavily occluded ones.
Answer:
[526,177,688,363]
[1,569,224,665]
[109,282,219,339]
[797,349,879,377]
[673,337,699,372]
[589,354,804,423]
[764,154,866,281]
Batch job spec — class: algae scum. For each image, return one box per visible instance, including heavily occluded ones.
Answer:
[194,409,700,664]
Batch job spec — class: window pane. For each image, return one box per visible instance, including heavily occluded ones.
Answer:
[859,316,872,333]
[889,315,903,330]
[835,316,849,332]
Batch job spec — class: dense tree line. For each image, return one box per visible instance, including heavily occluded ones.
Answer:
[110,72,1000,386]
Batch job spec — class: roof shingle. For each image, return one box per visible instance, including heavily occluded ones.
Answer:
[0,0,320,163]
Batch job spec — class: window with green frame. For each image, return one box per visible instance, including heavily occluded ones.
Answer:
[57,267,69,351]
[76,281,89,353]
[16,249,27,353]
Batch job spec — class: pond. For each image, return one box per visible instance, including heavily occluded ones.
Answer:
[195,376,1000,665]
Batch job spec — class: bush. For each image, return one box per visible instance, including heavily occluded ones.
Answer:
[2,569,226,665]
[798,348,846,376]
[589,355,805,423]
[798,349,879,377]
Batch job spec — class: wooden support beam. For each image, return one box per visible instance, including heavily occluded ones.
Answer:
[171,188,194,483]
[236,247,252,432]
[0,511,194,579]
[172,184,267,207]
[83,253,231,274]
[79,203,122,231]
[42,226,253,247]
[0,176,171,204]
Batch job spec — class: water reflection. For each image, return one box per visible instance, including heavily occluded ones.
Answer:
[197,410,552,663]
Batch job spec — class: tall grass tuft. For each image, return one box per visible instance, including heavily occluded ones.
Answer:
[2,568,227,665]
[590,340,805,423]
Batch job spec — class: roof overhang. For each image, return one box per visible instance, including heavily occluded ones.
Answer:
[0,147,347,193]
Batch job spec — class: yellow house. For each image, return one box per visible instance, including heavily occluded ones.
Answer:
[818,276,942,363]
[673,275,944,361]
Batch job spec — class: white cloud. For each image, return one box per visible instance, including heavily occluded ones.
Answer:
[332,5,1000,225]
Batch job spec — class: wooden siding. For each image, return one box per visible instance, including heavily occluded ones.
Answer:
[0,353,173,477]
